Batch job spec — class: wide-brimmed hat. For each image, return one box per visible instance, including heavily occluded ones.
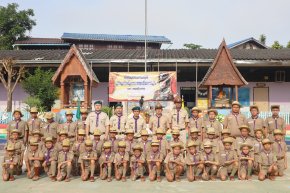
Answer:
[10,129,20,135]
[118,141,126,148]
[125,129,134,134]
[190,127,199,133]
[191,107,201,113]
[109,128,118,133]
[222,137,234,144]
[203,141,213,148]
[132,144,143,151]
[6,144,15,151]
[80,108,89,114]
[44,112,54,119]
[13,109,23,117]
[156,128,165,135]
[221,129,231,135]
[207,109,218,115]
[93,129,102,136]
[45,136,53,143]
[231,101,241,107]
[273,129,284,135]
[62,139,70,147]
[151,140,160,146]
[171,142,184,149]
[206,127,216,135]
[187,141,199,148]
[240,142,253,150]
[140,129,149,136]
[30,107,38,113]
[29,138,39,146]
[239,125,250,132]
[65,110,74,116]
[172,129,180,135]
[78,129,86,136]
[32,129,43,136]
[103,141,112,148]
[262,138,273,145]
[85,139,93,146]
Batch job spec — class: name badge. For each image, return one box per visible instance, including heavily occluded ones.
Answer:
[248,121,253,124]
[268,121,273,124]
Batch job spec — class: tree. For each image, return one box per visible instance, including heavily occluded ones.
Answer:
[21,68,59,111]
[259,34,266,45]
[183,43,202,50]
[271,41,283,49]
[287,41,290,49]
[0,3,36,50]
[0,58,25,111]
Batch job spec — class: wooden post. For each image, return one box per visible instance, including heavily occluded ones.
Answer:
[208,86,212,108]
[60,81,65,108]
[235,85,238,101]
[84,81,88,108]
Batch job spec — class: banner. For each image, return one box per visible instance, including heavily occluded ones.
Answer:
[109,72,177,101]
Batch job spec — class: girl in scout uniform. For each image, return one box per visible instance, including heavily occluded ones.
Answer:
[57,139,74,182]
[99,141,115,182]
[114,141,129,182]
[201,141,219,181]
[186,127,202,151]
[218,137,238,181]
[130,144,146,181]
[258,139,278,181]
[238,143,254,180]
[252,128,264,174]
[186,141,204,182]
[42,136,58,181]
[164,142,185,182]
[2,144,18,181]
[272,129,288,176]
[79,139,97,182]
[72,129,86,176]
[147,140,164,182]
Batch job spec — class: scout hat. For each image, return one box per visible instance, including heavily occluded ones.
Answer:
[118,141,126,148]
[132,106,141,111]
[29,137,39,146]
[262,138,273,145]
[171,142,184,149]
[44,112,54,119]
[239,142,253,150]
[94,100,102,105]
[80,108,88,114]
[103,141,112,148]
[203,141,213,148]
[13,109,23,117]
[132,144,143,151]
[191,107,201,113]
[254,128,264,133]
[78,129,86,136]
[208,109,218,115]
[174,96,182,103]
[250,105,259,112]
[172,128,180,135]
[190,127,199,133]
[30,107,38,113]
[271,105,280,110]
[65,110,74,116]
[62,139,70,147]
[115,103,123,108]
[125,129,134,134]
[85,139,93,146]
[6,144,15,151]
[156,128,165,135]
[187,141,199,148]
[221,129,231,135]
[151,140,160,146]
[155,103,163,110]
[45,136,53,143]
[109,127,118,133]
[231,101,241,107]
[59,130,68,136]
[140,129,149,136]
[273,129,284,135]
[93,129,102,136]
[206,127,216,135]
[10,129,20,135]
[32,129,43,136]
[239,125,250,132]
[222,137,234,144]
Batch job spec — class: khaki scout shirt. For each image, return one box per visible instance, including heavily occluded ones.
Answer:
[265,116,286,134]
[203,119,222,137]
[146,150,164,163]
[201,151,219,164]
[106,138,120,153]
[93,140,104,157]
[24,148,44,162]
[41,121,58,139]
[152,136,170,156]
[27,117,42,136]
[185,151,204,165]
[130,153,145,168]
[218,150,238,166]
[272,140,288,158]
[186,138,202,152]
[78,150,97,167]
[258,150,277,166]
[125,139,138,156]
[58,121,77,138]
[86,111,109,134]
[109,114,127,133]
[217,138,235,152]
[169,109,189,129]
[7,120,28,140]
[239,151,254,165]
[223,112,247,137]
[202,138,220,153]
[3,154,19,166]
[235,136,254,153]
[5,140,25,155]
[188,117,204,131]
[253,138,263,155]
[114,152,130,164]
[99,151,115,165]
[138,139,151,157]
[43,147,57,162]
[72,141,85,156]
[246,116,266,136]
[57,150,74,163]
[76,120,86,132]
[164,152,185,170]
[149,114,170,134]
[125,117,146,134]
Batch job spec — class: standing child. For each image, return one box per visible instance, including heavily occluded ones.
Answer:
[57,139,73,182]
[186,141,204,182]
[238,143,254,180]
[154,128,170,157]
[272,129,287,176]
[186,127,202,151]
[201,141,219,181]
[72,129,86,176]
[99,141,115,182]
[130,144,146,181]
[42,137,58,181]
[147,140,164,182]
[252,128,264,174]
[107,128,120,153]
[114,141,129,182]
[79,139,97,182]
[2,144,18,181]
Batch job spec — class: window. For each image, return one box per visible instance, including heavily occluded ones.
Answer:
[180,87,196,108]
[275,71,286,82]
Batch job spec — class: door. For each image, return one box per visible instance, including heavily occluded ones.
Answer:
[253,87,269,112]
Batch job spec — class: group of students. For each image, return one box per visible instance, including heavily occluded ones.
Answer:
[2,97,288,183]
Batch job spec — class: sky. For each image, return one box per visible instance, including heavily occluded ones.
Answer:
[1,0,290,49]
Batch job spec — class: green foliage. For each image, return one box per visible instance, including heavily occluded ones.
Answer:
[102,106,113,118]
[216,114,225,123]
[23,96,43,112]
[21,68,58,111]
[183,43,202,50]
[0,3,36,50]
[259,34,266,45]
[287,41,290,49]
[271,41,283,49]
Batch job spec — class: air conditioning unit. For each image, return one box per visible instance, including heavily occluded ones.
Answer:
[275,71,286,82]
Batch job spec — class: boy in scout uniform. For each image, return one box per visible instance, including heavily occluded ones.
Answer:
[203,109,222,139]
[86,101,110,140]
[154,128,170,157]
[201,141,219,181]
[79,139,97,182]
[57,139,74,182]
[125,106,146,136]
[147,140,164,182]
[272,129,288,176]
[109,103,127,140]
[124,129,137,156]
[258,139,278,181]
[265,105,286,140]
[238,143,254,180]
[253,128,264,173]
[188,107,204,140]
[107,127,120,153]
[59,110,77,143]
[7,109,28,144]
[169,129,185,151]
[149,103,170,135]
[31,129,45,152]
[223,101,247,137]
[24,138,44,181]
[235,125,254,154]
[186,141,204,182]
[42,137,57,181]
[247,105,266,137]
[130,144,146,181]
[202,127,219,154]
[114,141,129,182]
[2,144,18,181]
[76,109,89,134]
[99,141,115,182]
[92,129,104,157]
[55,130,69,152]
[138,129,151,157]
[164,142,185,182]
[72,129,86,176]
[41,112,58,141]
[218,137,238,181]
[27,107,42,141]
[169,96,189,144]
[217,129,233,152]
[186,127,202,151]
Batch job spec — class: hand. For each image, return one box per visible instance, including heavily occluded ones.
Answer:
[29,157,35,161]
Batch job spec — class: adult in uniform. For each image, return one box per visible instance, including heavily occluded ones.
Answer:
[27,107,42,141]
[125,106,146,136]
[6,109,28,144]
[246,105,266,137]
[149,103,170,135]
[41,112,58,141]
[109,103,127,139]
[265,105,286,140]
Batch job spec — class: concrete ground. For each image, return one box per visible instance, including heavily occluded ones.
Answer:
[0,151,289,193]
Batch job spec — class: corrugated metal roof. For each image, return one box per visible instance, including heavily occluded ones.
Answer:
[228,37,268,49]
[14,38,67,45]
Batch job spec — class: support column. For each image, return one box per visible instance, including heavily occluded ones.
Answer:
[84,81,88,109]
[235,85,238,101]
[208,86,212,108]
[60,81,65,109]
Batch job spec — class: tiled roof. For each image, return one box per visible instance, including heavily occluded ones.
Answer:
[61,33,172,44]
[228,37,268,49]
[13,38,69,46]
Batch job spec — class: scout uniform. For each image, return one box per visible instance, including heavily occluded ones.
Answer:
[42,137,57,181]
[76,109,89,133]
[106,127,120,153]
[186,141,204,181]
[99,141,115,181]
[218,137,238,181]
[92,129,104,157]
[27,107,42,140]
[153,128,170,157]
[2,144,19,181]
[125,106,146,135]
[169,129,185,151]
[186,127,202,151]
[202,127,220,154]
[253,128,264,172]
[57,139,74,182]
[203,109,222,138]
[201,141,219,181]
[138,129,151,157]
[147,140,164,182]
[246,105,266,136]
[58,110,78,142]
[24,138,44,181]
[55,130,69,152]
[235,125,254,154]
[149,103,170,134]
[217,129,234,152]
[30,129,45,152]
[124,129,138,156]
[238,143,254,180]
[78,139,97,182]
[272,129,288,176]
[113,141,129,181]
[41,112,58,140]
[223,101,247,137]
[188,107,204,136]
[130,144,146,181]
[265,105,286,140]
[72,129,86,176]
[109,103,127,139]
[7,109,28,143]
